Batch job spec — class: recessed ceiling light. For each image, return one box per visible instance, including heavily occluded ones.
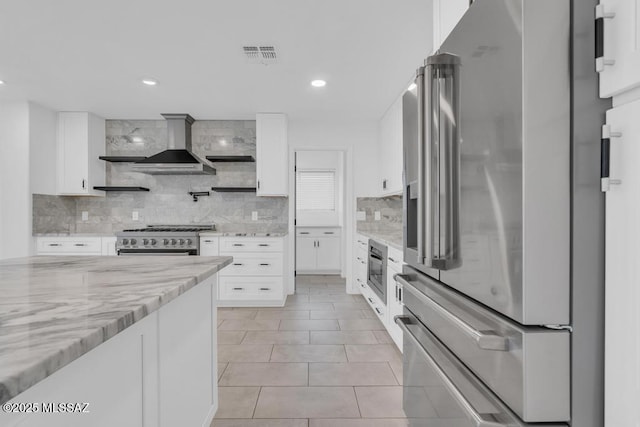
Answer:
[0,80,5,85]
[408,83,417,91]
[142,79,158,86]
[311,79,326,88]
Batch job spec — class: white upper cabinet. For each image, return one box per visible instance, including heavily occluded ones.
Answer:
[597,0,640,99]
[57,112,105,196]
[378,95,403,196]
[256,113,288,197]
[433,0,469,50]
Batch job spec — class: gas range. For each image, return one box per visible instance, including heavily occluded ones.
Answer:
[115,225,215,255]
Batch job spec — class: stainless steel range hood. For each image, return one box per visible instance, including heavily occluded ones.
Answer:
[132,114,216,175]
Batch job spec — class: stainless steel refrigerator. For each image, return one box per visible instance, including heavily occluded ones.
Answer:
[397,0,609,425]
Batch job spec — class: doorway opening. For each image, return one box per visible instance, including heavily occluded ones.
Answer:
[294,150,346,293]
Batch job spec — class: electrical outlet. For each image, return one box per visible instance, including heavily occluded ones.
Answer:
[132,211,139,221]
[356,211,366,221]
[374,211,381,221]
[252,211,258,221]
[81,211,88,221]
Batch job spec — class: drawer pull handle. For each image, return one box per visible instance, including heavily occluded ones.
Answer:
[258,244,270,247]
[394,274,509,352]
[368,297,374,304]
[259,287,271,291]
[74,243,88,247]
[300,232,310,234]
[324,231,334,234]
[259,263,271,266]
[233,244,244,247]
[48,243,62,247]
[203,240,214,243]
[232,287,244,291]
[388,257,397,263]
[233,263,244,266]
[394,316,511,427]
[375,307,382,315]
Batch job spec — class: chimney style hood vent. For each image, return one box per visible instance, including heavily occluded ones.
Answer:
[132,114,216,175]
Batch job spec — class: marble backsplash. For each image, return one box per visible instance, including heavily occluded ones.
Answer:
[33,120,288,234]
[356,195,403,242]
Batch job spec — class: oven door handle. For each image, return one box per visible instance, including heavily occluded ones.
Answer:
[118,252,191,256]
[394,316,510,427]
[394,274,508,351]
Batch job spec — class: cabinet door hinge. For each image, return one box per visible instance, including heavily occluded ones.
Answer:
[601,124,623,192]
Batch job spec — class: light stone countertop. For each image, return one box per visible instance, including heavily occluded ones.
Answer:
[198,231,288,237]
[0,255,232,404]
[356,230,403,251]
[33,233,116,238]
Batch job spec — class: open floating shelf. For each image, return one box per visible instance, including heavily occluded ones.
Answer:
[93,186,150,192]
[206,155,255,163]
[211,187,257,193]
[99,156,148,163]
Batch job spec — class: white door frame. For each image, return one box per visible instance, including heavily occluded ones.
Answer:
[287,146,355,294]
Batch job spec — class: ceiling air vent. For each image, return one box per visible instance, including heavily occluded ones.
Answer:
[243,45,278,65]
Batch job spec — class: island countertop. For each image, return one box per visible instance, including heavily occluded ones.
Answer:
[0,255,232,404]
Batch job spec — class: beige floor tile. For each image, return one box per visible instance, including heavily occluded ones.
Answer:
[310,310,365,320]
[254,386,360,418]
[388,358,403,385]
[309,294,359,303]
[219,363,308,386]
[218,319,281,330]
[345,344,402,362]
[338,319,386,331]
[280,302,335,311]
[214,386,260,418]
[309,362,398,386]
[279,319,340,331]
[310,331,379,345]
[218,344,273,362]
[212,420,308,427]
[218,331,247,345]
[373,330,394,344]
[309,287,347,295]
[217,319,224,327]
[217,363,228,380]
[256,310,310,319]
[242,331,310,344]
[271,345,347,362]
[286,294,310,303]
[218,309,258,320]
[361,309,377,319]
[310,419,409,427]
[332,302,370,310]
[296,282,329,289]
[355,386,406,418]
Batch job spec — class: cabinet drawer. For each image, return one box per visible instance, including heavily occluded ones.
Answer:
[363,290,386,322]
[199,237,219,256]
[219,277,283,301]
[37,237,102,254]
[220,254,283,277]
[220,238,283,253]
[297,227,341,237]
[387,247,403,273]
[355,235,368,251]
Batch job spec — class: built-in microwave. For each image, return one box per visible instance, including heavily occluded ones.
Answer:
[367,239,387,304]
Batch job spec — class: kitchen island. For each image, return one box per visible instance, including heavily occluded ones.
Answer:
[0,255,232,427]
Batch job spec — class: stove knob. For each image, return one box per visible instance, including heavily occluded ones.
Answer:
[150,239,157,246]
[178,239,185,245]
[170,239,177,245]
[163,239,170,245]
[142,239,149,246]
[130,239,137,245]
[186,239,193,246]
[122,239,129,245]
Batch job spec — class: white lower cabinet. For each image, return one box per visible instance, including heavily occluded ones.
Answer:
[213,236,286,307]
[386,246,404,351]
[0,275,218,427]
[296,227,341,274]
[36,236,113,256]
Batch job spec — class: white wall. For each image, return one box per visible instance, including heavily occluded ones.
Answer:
[0,102,30,259]
[29,102,58,195]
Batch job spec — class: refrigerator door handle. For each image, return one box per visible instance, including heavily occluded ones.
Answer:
[395,274,509,351]
[395,316,512,427]
[416,67,428,265]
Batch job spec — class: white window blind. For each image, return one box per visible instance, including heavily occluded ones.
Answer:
[296,170,336,211]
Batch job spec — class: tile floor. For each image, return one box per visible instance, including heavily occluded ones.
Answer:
[212,275,408,427]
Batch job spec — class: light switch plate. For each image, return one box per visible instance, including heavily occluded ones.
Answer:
[81,211,88,221]
[356,211,366,221]
[132,211,139,221]
[374,211,381,221]
[252,211,258,221]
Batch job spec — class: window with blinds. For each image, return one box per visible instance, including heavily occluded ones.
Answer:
[296,170,336,211]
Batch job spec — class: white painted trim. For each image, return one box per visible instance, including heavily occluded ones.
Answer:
[287,146,354,295]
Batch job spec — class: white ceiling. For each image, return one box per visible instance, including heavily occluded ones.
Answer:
[0,0,433,120]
